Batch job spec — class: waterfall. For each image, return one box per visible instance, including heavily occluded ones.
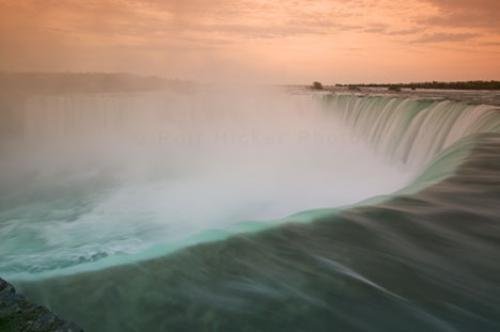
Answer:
[2,91,500,280]
[321,94,500,166]
[8,91,500,332]
[0,90,416,279]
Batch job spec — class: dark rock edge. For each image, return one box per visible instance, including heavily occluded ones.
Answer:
[0,278,82,332]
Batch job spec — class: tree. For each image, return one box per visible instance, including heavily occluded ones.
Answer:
[312,81,323,90]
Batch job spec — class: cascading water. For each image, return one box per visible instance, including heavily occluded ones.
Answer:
[321,94,500,166]
[2,90,500,331]
[319,94,500,194]
[1,89,417,279]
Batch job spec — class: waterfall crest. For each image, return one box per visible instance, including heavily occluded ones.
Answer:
[321,94,500,166]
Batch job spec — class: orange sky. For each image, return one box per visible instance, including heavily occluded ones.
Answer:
[1,0,499,83]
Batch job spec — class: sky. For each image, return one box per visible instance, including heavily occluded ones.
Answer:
[0,0,499,84]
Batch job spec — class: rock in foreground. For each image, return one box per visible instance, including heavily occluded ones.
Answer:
[0,278,82,332]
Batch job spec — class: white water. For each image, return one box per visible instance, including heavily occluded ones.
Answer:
[0,89,416,278]
[323,94,500,167]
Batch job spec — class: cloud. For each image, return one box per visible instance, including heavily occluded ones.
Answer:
[364,23,388,34]
[421,0,500,32]
[481,41,500,47]
[1,0,499,82]
[386,28,423,36]
[412,32,478,43]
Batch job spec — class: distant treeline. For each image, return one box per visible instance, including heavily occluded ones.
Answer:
[0,72,192,94]
[335,81,500,90]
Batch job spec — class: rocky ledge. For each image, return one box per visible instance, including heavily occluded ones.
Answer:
[0,278,82,332]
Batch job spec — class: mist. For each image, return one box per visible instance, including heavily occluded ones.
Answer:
[0,83,415,277]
